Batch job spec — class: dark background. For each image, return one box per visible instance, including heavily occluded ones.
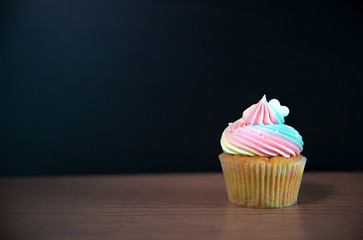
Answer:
[0,0,362,175]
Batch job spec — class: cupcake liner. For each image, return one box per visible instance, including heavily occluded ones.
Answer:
[219,155,306,208]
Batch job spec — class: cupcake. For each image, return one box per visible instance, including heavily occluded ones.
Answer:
[219,95,306,208]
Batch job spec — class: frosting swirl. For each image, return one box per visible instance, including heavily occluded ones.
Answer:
[221,95,303,157]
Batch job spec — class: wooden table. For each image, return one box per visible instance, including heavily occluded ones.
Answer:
[0,172,362,240]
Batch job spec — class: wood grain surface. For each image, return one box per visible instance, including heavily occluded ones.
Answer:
[0,172,362,240]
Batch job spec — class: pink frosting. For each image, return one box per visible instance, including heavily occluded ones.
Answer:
[221,95,303,157]
[241,95,281,125]
[225,120,301,157]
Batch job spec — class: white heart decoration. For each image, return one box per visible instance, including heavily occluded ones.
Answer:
[269,99,289,117]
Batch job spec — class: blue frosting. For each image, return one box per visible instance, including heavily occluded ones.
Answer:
[268,103,285,124]
[252,124,304,147]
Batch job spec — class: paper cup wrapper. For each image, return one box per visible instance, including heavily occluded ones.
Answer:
[219,154,306,208]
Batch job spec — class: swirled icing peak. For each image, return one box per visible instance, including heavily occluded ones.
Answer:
[241,95,289,125]
[221,95,303,157]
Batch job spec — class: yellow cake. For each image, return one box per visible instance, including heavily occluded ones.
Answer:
[219,153,306,208]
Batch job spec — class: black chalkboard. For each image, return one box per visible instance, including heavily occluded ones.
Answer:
[0,0,362,175]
